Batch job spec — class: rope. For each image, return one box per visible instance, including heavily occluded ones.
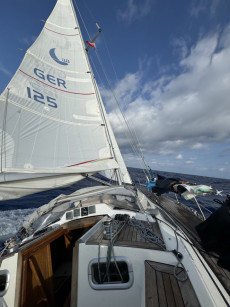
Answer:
[173,228,188,282]
[97,233,103,283]
[0,245,9,259]
[0,237,17,259]
[98,220,125,283]
[129,217,188,282]
[112,246,124,282]
[103,220,125,282]
[128,217,166,250]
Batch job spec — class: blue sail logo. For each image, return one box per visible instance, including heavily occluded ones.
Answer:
[49,48,70,66]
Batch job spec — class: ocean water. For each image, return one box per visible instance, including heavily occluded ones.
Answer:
[0,167,229,243]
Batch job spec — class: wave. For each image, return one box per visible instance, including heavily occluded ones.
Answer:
[0,208,35,239]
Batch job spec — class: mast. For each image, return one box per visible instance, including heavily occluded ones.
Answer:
[1,88,10,177]
[70,0,130,185]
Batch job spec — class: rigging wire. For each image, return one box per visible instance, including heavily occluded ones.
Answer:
[173,193,211,218]
[80,0,96,23]
[93,36,151,179]
[98,33,149,176]
[73,0,150,180]
[193,196,206,220]
[197,203,213,215]
[89,51,148,177]
[101,33,119,83]
[93,50,150,178]
[89,56,147,175]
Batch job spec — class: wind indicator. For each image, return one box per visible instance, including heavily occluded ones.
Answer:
[85,22,101,52]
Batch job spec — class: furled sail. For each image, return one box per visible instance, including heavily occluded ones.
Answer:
[0,0,130,200]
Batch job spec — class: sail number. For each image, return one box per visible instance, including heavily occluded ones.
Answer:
[34,68,66,89]
[27,87,57,108]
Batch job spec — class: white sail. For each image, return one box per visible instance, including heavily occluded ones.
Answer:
[95,84,132,184]
[0,0,130,200]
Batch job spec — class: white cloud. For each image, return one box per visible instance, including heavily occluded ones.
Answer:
[190,143,203,149]
[176,154,183,159]
[171,37,189,59]
[219,24,230,49]
[21,36,37,46]
[104,24,230,164]
[190,1,205,17]
[117,0,151,24]
[186,160,194,164]
[190,0,222,17]
[0,63,12,77]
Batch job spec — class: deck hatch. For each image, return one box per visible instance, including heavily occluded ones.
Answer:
[145,260,200,307]
[88,256,134,290]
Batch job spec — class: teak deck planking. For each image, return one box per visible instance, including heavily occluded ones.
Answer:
[86,220,164,251]
[145,260,200,307]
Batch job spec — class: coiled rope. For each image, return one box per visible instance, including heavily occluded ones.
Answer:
[128,217,166,250]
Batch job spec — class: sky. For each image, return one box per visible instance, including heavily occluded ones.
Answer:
[0,0,230,179]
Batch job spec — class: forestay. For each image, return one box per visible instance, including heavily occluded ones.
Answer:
[0,0,131,200]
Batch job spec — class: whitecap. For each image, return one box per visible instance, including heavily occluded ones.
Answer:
[0,208,35,237]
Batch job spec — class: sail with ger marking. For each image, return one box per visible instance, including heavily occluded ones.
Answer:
[0,0,131,200]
